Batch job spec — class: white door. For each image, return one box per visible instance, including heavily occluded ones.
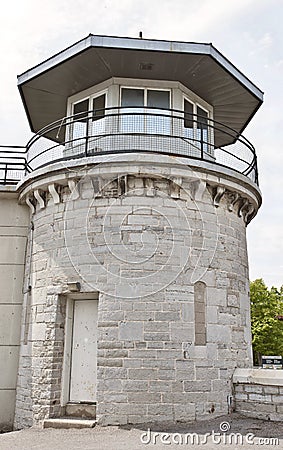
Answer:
[69,300,98,403]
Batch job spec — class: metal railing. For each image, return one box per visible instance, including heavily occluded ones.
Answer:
[0,146,30,185]
[0,107,258,185]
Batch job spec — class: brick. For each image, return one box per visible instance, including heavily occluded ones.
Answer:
[148,404,173,416]
[184,381,211,392]
[119,322,143,341]
[158,369,176,380]
[248,393,271,402]
[127,393,161,403]
[122,381,148,391]
[97,358,123,367]
[144,322,169,332]
[174,403,195,421]
[144,332,170,341]
[98,368,127,379]
[128,369,157,380]
[244,385,263,394]
[154,312,180,321]
[271,395,283,403]
[263,386,279,395]
[235,393,248,401]
[102,393,128,403]
[195,367,219,380]
[147,342,164,349]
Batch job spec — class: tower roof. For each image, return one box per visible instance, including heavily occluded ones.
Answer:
[18,34,263,135]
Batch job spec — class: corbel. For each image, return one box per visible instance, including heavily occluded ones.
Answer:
[48,183,60,204]
[34,189,45,209]
[213,186,225,207]
[227,192,240,212]
[68,179,80,200]
[26,194,35,215]
[170,177,182,199]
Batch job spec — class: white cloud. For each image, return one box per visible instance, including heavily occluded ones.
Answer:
[258,32,273,50]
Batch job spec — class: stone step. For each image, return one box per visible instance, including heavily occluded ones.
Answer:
[65,402,96,419]
[43,418,96,429]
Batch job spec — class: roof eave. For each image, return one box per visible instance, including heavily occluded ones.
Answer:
[17,34,263,103]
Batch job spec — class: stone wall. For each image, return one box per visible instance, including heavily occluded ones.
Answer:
[233,368,283,421]
[14,154,260,428]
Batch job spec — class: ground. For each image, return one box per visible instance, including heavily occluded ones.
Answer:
[0,413,282,449]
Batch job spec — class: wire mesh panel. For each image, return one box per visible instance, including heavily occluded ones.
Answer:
[1,107,258,185]
[0,148,27,184]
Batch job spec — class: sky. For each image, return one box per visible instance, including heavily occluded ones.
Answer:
[0,0,282,287]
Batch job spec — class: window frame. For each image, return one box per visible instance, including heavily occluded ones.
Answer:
[71,89,108,118]
[120,86,171,109]
[183,96,213,155]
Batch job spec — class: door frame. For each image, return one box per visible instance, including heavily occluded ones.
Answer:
[60,292,99,407]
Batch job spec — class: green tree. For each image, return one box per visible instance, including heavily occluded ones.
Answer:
[250,279,283,365]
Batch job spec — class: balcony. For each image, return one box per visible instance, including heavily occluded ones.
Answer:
[0,107,258,185]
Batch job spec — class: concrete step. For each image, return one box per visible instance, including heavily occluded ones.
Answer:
[65,402,96,419]
[43,418,96,429]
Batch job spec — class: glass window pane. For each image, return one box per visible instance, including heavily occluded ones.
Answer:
[197,106,209,154]
[92,94,105,121]
[121,88,144,107]
[184,100,194,128]
[73,99,88,122]
[197,106,208,129]
[72,99,88,151]
[147,90,169,109]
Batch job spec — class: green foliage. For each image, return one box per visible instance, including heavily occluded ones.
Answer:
[250,279,283,363]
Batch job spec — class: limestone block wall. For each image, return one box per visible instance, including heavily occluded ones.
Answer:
[14,154,261,428]
[233,368,283,421]
[0,190,29,431]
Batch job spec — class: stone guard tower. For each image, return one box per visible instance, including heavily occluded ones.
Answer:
[0,35,263,429]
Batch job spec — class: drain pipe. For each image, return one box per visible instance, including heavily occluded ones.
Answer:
[23,203,35,345]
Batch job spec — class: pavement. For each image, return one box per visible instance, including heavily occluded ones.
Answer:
[0,413,282,450]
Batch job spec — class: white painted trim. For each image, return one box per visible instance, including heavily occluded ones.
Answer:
[67,78,114,111]
[61,297,73,406]
[67,77,213,118]
[61,292,99,407]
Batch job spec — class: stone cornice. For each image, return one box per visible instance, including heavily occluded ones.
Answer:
[19,156,260,226]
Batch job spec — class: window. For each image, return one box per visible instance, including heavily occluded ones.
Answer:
[121,88,170,109]
[121,88,170,134]
[66,82,214,158]
[90,94,106,138]
[72,99,88,149]
[184,98,211,156]
[121,88,144,107]
[196,105,209,153]
[92,94,106,121]
[71,93,106,152]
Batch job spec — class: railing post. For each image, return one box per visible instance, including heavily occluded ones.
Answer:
[85,117,90,157]
[200,126,204,160]
[4,163,7,185]
[254,154,259,185]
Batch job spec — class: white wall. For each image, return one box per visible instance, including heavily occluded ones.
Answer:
[0,190,29,431]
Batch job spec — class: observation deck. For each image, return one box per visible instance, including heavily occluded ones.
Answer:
[0,106,258,185]
[1,34,263,188]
